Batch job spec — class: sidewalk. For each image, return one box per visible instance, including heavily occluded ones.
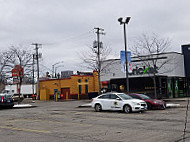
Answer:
[163,97,190,108]
[163,97,190,102]
[13,98,36,108]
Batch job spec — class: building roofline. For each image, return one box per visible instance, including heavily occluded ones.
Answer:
[103,52,182,61]
[40,74,95,82]
[182,44,190,46]
[132,52,182,59]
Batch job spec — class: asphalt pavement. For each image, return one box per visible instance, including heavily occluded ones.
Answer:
[1,99,190,142]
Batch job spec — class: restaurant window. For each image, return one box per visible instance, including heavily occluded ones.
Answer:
[79,85,81,94]
[85,85,88,94]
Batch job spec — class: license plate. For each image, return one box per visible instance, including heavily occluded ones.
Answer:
[7,100,10,103]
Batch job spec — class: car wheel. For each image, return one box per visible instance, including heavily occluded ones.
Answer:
[147,103,152,110]
[95,104,102,112]
[9,105,14,109]
[123,105,132,113]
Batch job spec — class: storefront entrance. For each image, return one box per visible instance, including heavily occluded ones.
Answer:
[61,88,70,100]
[109,76,187,99]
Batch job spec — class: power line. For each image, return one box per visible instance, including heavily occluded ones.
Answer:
[40,64,52,72]
[43,30,94,46]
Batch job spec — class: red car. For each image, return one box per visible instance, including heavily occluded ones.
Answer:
[128,94,166,110]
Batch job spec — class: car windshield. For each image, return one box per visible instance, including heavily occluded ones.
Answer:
[117,93,133,100]
[138,94,150,100]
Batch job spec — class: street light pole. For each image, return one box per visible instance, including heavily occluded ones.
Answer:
[52,61,64,78]
[118,17,131,94]
[55,65,64,76]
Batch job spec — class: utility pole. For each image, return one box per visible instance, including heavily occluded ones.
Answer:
[94,27,105,94]
[32,54,35,98]
[32,43,42,100]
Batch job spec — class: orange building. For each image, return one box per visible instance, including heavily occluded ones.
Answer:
[39,71,99,100]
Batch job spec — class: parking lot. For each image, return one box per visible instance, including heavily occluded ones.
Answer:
[0,100,190,142]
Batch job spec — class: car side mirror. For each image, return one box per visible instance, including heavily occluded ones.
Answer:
[116,98,121,101]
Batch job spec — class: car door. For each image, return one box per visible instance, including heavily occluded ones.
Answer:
[97,94,110,110]
[109,94,123,110]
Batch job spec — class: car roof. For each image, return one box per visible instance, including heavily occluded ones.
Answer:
[100,92,127,96]
[129,93,144,96]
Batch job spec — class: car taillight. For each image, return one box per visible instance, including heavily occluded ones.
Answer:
[91,98,93,102]
[1,96,3,103]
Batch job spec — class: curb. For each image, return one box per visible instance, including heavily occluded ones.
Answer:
[13,104,37,109]
[163,98,189,102]
[78,103,92,108]
[166,103,186,108]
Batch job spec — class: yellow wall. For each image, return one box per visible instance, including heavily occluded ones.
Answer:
[39,71,99,100]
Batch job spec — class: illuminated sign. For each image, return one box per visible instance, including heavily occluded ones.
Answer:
[129,66,158,75]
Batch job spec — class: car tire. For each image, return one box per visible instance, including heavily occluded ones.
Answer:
[9,105,14,109]
[123,105,132,113]
[95,104,102,112]
[147,103,152,110]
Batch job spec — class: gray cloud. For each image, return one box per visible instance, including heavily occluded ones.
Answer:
[0,0,189,73]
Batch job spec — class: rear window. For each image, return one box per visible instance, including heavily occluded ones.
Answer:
[13,94,20,96]
[2,95,12,99]
[98,94,110,99]
[117,93,133,100]
[138,94,150,100]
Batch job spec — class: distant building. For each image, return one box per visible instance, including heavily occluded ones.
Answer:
[40,71,98,100]
[101,52,188,99]
[61,71,73,78]
[182,44,190,96]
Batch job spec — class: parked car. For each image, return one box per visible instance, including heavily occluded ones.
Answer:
[11,94,24,102]
[128,94,166,110]
[91,92,147,113]
[0,93,14,108]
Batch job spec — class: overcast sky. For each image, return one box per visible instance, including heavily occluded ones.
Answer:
[0,0,189,75]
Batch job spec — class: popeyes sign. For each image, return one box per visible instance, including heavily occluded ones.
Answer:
[12,65,24,77]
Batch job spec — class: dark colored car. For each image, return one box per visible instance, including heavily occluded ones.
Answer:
[0,93,14,109]
[128,94,166,110]
[12,94,24,102]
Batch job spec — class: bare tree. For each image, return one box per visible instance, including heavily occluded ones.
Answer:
[0,52,11,90]
[79,45,114,93]
[130,33,171,98]
[0,50,16,84]
[80,46,111,69]
[0,53,6,84]
[3,47,33,78]
[2,46,34,103]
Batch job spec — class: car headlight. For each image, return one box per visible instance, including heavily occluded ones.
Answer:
[132,102,140,105]
[154,101,158,104]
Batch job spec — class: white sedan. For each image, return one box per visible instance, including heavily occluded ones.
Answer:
[91,92,147,113]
